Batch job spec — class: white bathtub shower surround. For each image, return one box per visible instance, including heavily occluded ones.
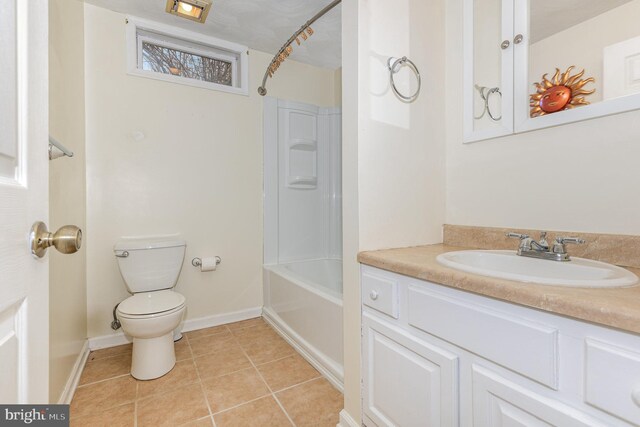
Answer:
[263,98,342,264]
[281,258,343,297]
[263,260,344,389]
[263,97,343,388]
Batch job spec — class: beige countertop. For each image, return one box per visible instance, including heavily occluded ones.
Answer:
[358,244,640,335]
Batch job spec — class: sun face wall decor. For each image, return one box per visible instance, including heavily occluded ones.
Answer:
[530,66,595,117]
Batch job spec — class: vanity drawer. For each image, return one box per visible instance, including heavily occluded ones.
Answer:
[407,284,558,388]
[362,269,399,319]
[585,339,640,425]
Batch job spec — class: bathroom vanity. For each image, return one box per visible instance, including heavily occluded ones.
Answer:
[359,244,640,427]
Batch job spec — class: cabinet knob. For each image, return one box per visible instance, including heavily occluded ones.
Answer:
[370,290,379,301]
[514,34,524,44]
[632,386,640,407]
[500,40,510,50]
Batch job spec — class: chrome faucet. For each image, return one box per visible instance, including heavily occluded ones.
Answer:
[506,231,585,262]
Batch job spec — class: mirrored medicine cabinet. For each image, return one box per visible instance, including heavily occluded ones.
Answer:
[464,0,640,143]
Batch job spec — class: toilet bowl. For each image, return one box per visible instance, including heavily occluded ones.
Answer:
[114,239,187,380]
[117,290,186,379]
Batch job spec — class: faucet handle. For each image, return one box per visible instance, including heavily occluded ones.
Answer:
[506,232,529,240]
[552,236,585,255]
[555,236,586,245]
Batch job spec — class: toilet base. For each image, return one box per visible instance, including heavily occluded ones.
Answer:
[131,332,176,380]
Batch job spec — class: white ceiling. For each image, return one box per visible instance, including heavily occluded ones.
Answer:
[84,0,342,69]
[531,0,634,43]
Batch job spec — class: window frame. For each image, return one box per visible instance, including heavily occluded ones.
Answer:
[126,16,249,96]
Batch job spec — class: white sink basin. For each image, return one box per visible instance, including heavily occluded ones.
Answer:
[436,250,638,288]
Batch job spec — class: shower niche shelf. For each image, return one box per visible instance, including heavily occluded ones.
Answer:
[286,138,318,189]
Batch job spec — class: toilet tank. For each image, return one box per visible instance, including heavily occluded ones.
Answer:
[114,239,186,294]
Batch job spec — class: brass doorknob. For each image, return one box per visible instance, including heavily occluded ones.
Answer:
[30,221,82,258]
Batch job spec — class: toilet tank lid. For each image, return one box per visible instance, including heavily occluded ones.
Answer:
[114,239,186,251]
[118,290,185,315]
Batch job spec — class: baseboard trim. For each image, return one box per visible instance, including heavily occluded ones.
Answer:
[263,307,344,392]
[88,306,263,350]
[58,340,90,404]
[337,409,360,427]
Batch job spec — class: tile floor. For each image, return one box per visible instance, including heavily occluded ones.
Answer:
[70,317,343,427]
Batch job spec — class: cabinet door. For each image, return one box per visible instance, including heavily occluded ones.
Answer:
[472,365,606,427]
[362,313,459,427]
[463,0,514,143]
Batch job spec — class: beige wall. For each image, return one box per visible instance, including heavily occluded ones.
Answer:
[342,0,447,422]
[49,0,88,402]
[84,4,341,338]
[446,0,640,235]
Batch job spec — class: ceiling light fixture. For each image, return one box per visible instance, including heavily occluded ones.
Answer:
[165,0,212,24]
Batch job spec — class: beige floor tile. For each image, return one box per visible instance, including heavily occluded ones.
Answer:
[226,317,266,331]
[175,337,193,361]
[71,376,137,419]
[137,359,200,399]
[194,345,252,380]
[202,368,270,413]
[185,325,229,340]
[189,330,237,357]
[79,353,131,385]
[257,354,320,392]
[137,383,209,427]
[232,324,280,346]
[88,344,132,362]
[178,415,214,426]
[243,335,296,365]
[214,396,292,427]
[70,403,134,427]
[276,378,343,427]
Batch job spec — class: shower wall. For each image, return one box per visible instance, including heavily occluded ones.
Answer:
[264,98,342,264]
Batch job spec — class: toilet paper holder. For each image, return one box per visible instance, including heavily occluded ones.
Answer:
[192,256,222,268]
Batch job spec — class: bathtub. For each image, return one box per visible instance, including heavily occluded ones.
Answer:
[263,259,344,389]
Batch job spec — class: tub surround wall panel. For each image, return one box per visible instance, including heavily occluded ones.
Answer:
[49,0,88,403]
[264,99,342,265]
[444,225,640,269]
[84,4,341,338]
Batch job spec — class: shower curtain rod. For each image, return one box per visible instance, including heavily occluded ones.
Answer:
[257,0,342,96]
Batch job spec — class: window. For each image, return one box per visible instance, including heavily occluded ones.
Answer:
[126,17,248,95]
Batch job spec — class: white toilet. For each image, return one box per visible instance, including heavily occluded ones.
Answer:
[114,239,187,380]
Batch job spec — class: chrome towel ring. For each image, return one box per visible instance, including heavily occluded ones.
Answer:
[474,84,502,121]
[388,56,421,103]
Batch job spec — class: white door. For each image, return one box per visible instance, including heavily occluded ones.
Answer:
[0,0,50,403]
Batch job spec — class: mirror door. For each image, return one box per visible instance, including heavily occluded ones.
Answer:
[515,0,640,132]
[464,0,515,142]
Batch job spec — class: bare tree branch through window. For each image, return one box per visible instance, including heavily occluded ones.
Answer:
[141,42,233,86]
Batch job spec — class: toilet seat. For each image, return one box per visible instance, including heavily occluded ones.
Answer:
[117,290,185,318]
